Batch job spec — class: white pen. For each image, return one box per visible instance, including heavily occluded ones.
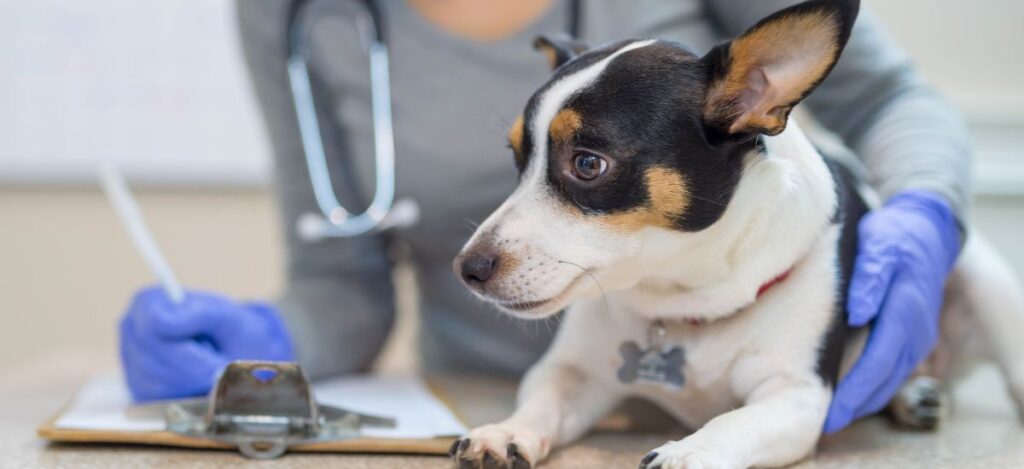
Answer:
[98,162,185,303]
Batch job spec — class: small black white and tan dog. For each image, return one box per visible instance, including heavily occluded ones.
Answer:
[452,0,1024,467]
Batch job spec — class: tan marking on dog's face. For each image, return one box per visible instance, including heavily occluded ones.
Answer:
[647,167,690,217]
[598,167,690,232]
[549,108,582,144]
[705,10,841,135]
[509,116,525,153]
[494,250,522,278]
[509,115,525,168]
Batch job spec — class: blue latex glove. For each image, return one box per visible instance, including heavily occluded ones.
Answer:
[119,286,294,402]
[824,190,961,432]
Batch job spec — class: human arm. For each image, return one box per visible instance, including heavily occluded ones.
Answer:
[119,1,398,402]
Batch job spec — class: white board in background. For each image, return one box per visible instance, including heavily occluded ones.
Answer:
[0,0,271,187]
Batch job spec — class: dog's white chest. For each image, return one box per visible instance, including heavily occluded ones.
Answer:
[606,315,752,427]
[630,329,745,428]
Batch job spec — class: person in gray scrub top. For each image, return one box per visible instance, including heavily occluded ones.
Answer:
[118,0,971,433]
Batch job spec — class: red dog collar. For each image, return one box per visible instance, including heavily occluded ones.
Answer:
[683,268,794,326]
[756,269,793,299]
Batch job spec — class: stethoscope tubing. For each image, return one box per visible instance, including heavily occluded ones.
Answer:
[285,0,579,240]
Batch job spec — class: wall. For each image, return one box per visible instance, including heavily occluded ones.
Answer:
[865,0,1024,196]
[0,0,269,186]
[0,188,282,369]
[0,1,1021,372]
[0,1,1021,191]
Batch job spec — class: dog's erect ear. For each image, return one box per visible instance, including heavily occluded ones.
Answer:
[703,0,860,137]
[533,34,589,70]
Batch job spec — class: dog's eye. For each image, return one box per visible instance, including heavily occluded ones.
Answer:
[572,152,608,181]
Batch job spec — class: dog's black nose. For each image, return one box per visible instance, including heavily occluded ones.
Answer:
[459,251,498,286]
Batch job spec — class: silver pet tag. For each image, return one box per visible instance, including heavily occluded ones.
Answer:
[617,321,686,389]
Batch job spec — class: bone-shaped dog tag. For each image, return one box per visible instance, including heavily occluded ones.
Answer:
[617,341,686,389]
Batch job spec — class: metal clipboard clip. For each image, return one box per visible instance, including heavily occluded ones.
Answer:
[163,361,396,459]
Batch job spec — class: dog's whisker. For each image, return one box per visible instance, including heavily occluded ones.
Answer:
[484,102,514,132]
[557,259,611,316]
[542,315,555,336]
[689,193,727,208]
[551,312,565,330]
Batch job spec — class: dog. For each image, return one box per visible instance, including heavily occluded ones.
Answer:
[451,0,1024,467]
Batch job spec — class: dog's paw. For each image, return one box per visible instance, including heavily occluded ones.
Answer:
[449,423,548,468]
[890,375,944,431]
[638,440,734,469]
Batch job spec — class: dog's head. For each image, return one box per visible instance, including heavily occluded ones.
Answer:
[454,0,859,317]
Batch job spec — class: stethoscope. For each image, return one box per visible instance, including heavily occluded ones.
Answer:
[285,0,581,240]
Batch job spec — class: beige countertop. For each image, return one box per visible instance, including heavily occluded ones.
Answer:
[3,351,1023,468]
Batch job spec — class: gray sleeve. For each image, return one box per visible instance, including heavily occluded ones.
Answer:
[235,0,395,379]
[705,0,973,220]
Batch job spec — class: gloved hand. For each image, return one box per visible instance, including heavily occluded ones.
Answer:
[119,286,294,402]
[824,190,961,433]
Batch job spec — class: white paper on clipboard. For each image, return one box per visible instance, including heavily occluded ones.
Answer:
[55,373,466,440]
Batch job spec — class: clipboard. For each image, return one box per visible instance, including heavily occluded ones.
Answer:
[37,417,456,455]
[37,361,464,458]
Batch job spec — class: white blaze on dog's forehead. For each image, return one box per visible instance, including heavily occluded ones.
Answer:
[523,39,657,185]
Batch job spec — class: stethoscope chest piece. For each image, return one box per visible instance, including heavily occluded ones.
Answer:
[296,198,420,241]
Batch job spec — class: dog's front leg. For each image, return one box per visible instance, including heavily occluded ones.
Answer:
[452,361,621,468]
[642,376,830,469]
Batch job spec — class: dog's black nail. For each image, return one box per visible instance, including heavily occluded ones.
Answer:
[448,439,461,457]
[455,439,474,469]
[920,393,941,407]
[508,443,531,469]
[482,451,502,469]
[639,451,658,469]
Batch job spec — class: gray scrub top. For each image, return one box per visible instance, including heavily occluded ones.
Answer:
[235,0,971,379]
